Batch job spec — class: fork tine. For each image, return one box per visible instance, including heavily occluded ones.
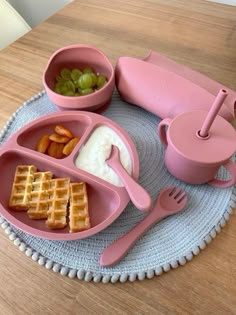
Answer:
[169,187,187,204]
[173,188,183,199]
[177,192,187,204]
[169,186,177,196]
[169,186,187,202]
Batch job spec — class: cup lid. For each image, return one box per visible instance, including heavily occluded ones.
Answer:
[168,111,236,164]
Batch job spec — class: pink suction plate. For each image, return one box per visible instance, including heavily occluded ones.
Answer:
[0,111,139,240]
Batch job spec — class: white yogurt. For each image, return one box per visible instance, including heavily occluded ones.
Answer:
[75,125,132,186]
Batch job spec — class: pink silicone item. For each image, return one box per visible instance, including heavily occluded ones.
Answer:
[143,51,236,110]
[100,186,188,267]
[43,44,115,112]
[0,111,139,240]
[115,52,236,122]
[209,159,236,188]
[158,92,236,187]
[106,145,152,211]
[199,89,228,138]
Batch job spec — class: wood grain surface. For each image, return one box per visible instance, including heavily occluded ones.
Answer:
[0,1,236,314]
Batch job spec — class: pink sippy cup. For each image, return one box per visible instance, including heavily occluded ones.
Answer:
[158,89,236,188]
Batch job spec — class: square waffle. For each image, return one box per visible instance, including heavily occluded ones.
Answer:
[32,171,52,191]
[69,182,90,233]
[9,165,37,210]
[27,171,53,219]
[46,178,70,229]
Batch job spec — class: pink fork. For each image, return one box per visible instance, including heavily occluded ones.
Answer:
[100,186,188,267]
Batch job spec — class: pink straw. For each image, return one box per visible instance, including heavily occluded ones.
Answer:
[199,89,228,138]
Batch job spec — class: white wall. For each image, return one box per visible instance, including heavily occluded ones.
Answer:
[7,0,236,29]
[6,0,73,28]
[207,0,236,4]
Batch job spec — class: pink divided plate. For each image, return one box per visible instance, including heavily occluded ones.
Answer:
[0,111,139,240]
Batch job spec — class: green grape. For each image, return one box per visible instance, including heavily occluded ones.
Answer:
[60,68,71,80]
[89,72,97,87]
[55,82,67,94]
[80,88,94,95]
[71,68,82,81]
[54,80,75,95]
[56,75,65,83]
[78,73,93,89]
[60,85,70,94]
[63,90,75,96]
[64,80,76,93]
[97,75,107,88]
[74,80,80,89]
[83,66,93,74]
[54,86,62,94]
[55,82,65,90]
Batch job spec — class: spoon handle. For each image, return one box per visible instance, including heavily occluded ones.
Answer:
[110,160,152,211]
[100,210,163,267]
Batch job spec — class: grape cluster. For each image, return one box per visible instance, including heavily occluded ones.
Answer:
[54,67,108,96]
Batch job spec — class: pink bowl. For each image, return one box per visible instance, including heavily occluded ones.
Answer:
[43,44,115,112]
[0,111,139,240]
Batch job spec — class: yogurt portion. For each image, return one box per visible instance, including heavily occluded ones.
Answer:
[75,125,132,186]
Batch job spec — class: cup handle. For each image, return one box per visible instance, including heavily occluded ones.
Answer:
[209,159,236,188]
[158,118,172,146]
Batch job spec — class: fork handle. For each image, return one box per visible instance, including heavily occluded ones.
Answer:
[100,210,164,267]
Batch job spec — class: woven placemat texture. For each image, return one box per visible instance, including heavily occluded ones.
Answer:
[0,90,235,283]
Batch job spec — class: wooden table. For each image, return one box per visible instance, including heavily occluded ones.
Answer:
[0,1,235,314]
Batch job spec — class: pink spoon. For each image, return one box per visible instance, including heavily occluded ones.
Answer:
[100,186,188,267]
[106,145,152,211]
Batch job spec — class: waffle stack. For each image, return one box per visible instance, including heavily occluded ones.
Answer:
[9,165,90,232]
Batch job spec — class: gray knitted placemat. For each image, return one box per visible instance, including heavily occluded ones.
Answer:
[0,90,235,283]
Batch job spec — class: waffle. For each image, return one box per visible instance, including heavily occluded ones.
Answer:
[32,171,52,191]
[69,182,90,233]
[27,171,53,219]
[46,178,70,229]
[9,165,37,210]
